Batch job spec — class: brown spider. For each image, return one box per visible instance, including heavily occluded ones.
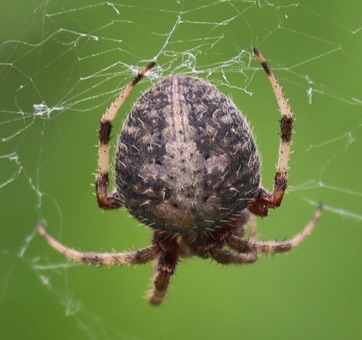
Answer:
[38,48,322,306]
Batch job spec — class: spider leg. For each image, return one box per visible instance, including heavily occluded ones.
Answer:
[148,231,179,306]
[208,247,258,265]
[96,62,155,210]
[183,229,258,265]
[248,212,257,242]
[227,204,322,254]
[37,223,159,265]
[249,48,293,217]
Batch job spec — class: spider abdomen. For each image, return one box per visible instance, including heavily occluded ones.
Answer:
[116,76,260,232]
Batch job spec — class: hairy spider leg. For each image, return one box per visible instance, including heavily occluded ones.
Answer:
[227,204,322,254]
[96,62,155,210]
[207,248,259,265]
[37,223,179,305]
[147,231,179,305]
[37,223,160,265]
[248,48,294,217]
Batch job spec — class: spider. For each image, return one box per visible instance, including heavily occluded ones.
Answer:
[38,48,322,306]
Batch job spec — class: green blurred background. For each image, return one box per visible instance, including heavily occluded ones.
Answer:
[1,1,361,339]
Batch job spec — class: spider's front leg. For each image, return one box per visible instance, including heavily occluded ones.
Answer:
[147,231,179,306]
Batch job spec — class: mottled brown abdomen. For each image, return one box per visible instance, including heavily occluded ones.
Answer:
[115,76,260,232]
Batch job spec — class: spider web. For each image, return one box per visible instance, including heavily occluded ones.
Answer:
[1,1,362,339]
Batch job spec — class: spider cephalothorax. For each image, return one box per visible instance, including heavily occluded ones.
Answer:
[38,48,322,306]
